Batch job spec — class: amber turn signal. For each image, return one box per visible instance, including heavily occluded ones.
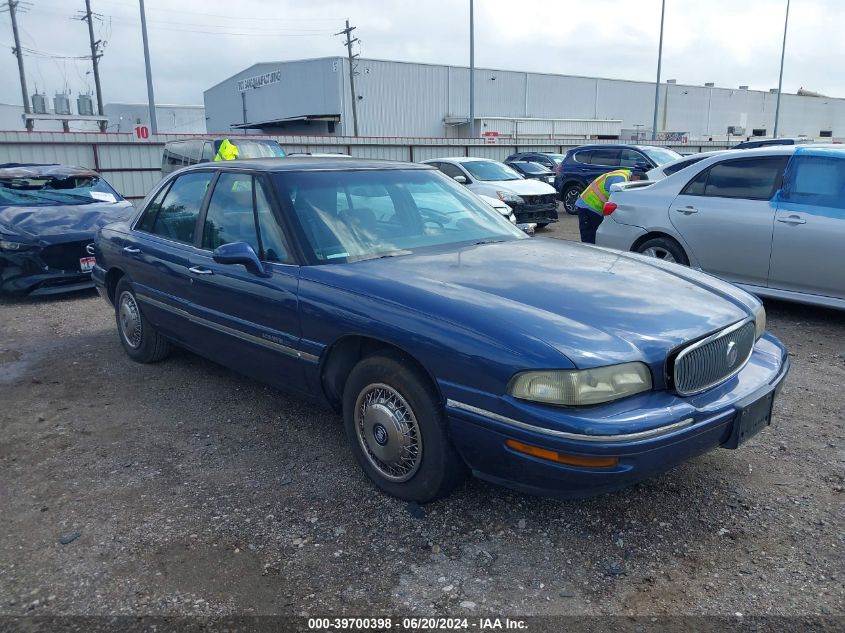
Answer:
[505,439,619,469]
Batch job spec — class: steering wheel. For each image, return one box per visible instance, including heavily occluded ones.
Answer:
[419,208,448,229]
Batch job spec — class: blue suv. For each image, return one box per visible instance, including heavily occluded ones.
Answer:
[555,144,681,214]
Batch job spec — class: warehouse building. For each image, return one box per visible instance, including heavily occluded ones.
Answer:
[204,56,845,141]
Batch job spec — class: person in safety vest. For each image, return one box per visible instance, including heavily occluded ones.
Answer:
[575,169,634,243]
[214,138,240,161]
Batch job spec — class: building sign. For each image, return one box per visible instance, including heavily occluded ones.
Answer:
[237,70,282,92]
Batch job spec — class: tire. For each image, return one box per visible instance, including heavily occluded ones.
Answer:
[635,236,690,266]
[114,278,171,363]
[561,184,583,215]
[342,350,466,502]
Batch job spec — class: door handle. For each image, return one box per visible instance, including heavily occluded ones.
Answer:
[123,246,141,254]
[777,215,806,225]
[675,206,698,215]
[188,266,214,275]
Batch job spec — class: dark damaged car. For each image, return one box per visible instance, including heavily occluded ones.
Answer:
[0,163,134,297]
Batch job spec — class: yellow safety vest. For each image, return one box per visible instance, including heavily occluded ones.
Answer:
[214,138,240,161]
[578,169,632,214]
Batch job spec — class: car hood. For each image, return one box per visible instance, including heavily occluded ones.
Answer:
[317,238,753,370]
[0,201,135,243]
[474,179,556,195]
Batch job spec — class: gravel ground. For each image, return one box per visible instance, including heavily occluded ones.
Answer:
[0,212,843,623]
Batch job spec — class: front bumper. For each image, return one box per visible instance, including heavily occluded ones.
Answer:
[511,202,558,225]
[0,250,94,297]
[444,333,789,498]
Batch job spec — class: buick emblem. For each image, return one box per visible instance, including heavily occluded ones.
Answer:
[85,243,96,256]
[372,423,389,446]
[726,341,738,367]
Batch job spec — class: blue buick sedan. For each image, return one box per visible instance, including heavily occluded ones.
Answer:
[93,158,789,502]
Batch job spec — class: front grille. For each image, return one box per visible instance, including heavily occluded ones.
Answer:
[521,194,557,206]
[39,241,93,271]
[673,320,756,395]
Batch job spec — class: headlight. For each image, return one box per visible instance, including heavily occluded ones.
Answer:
[509,362,653,406]
[496,191,524,204]
[753,304,766,339]
[0,238,33,251]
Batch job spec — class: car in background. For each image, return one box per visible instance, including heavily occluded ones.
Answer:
[505,161,556,185]
[0,163,134,296]
[732,137,812,150]
[597,145,845,310]
[477,194,535,235]
[504,152,566,173]
[161,137,286,177]
[422,158,558,227]
[94,157,787,502]
[555,144,682,214]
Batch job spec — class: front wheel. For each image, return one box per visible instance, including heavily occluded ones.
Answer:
[561,184,582,215]
[114,278,171,363]
[635,236,690,266]
[342,351,466,502]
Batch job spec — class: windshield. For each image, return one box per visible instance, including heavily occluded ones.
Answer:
[0,174,122,207]
[546,154,565,164]
[216,140,286,159]
[513,162,549,173]
[461,161,522,182]
[640,147,682,165]
[275,169,526,263]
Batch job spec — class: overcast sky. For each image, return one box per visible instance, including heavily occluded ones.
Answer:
[1,0,842,108]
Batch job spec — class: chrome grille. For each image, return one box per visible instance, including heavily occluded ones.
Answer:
[673,320,756,395]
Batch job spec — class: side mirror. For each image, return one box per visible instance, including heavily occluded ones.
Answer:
[212,242,267,276]
[452,174,468,184]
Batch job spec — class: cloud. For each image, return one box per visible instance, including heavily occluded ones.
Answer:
[0,0,842,109]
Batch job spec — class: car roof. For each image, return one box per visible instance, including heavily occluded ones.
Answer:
[178,157,433,173]
[0,163,100,178]
[423,157,496,164]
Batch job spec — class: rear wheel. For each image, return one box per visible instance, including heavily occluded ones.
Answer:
[561,184,582,215]
[343,351,466,502]
[114,278,171,363]
[635,236,689,266]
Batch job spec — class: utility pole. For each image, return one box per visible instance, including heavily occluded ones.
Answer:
[773,0,790,138]
[469,0,475,138]
[651,0,666,141]
[3,0,33,131]
[80,0,106,132]
[138,0,157,135]
[336,20,359,136]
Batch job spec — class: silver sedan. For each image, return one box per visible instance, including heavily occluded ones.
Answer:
[596,145,845,310]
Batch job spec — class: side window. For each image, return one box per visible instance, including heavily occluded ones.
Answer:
[590,149,621,167]
[782,155,845,211]
[682,167,709,196]
[573,150,593,164]
[620,149,644,168]
[438,162,468,181]
[202,173,260,252]
[201,142,214,162]
[703,157,788,200]
[149,171,213,243]
[136,183,171,233]
[255,179,291,262]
